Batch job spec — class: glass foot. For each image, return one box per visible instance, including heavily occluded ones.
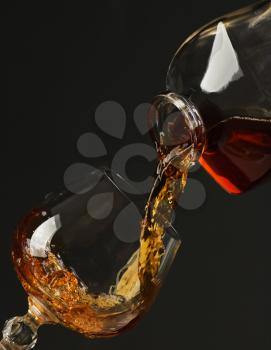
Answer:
[0,314,39,350]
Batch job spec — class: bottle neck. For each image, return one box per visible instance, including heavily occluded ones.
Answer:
[148,92,206,165]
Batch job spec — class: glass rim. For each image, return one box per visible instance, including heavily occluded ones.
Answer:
[102,166,181,242]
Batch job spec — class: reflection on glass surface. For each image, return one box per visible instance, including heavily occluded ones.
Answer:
[0,168,180,350]
[200,21,243,93]
[30,215,61,258]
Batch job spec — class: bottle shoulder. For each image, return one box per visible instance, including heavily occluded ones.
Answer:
[166,0,271,121]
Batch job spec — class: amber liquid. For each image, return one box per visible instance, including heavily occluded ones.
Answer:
[12,149,191,338]
[13,214,149,338]
[139,150,192,284]
[199,115,271,194]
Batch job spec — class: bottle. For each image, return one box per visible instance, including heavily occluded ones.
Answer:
[149,0,271,194]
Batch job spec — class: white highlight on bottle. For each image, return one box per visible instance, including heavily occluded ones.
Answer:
[30,215,61,258]
[200,21,243,93]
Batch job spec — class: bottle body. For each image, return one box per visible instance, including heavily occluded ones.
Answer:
[166,0,271,194]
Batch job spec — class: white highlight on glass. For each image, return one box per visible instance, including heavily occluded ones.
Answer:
[30,215,61,258]
[200,21,243,93]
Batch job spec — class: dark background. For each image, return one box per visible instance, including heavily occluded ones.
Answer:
[4,0,271,349]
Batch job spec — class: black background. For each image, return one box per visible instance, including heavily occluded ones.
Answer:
[4,0,271,349]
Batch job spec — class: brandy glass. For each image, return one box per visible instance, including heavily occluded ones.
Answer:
[0,168,180,349]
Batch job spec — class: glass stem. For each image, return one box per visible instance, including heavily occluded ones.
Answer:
[0,296,56,350]
[0,312,40,350]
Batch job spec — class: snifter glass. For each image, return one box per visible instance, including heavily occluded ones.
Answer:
[0,168,180,350]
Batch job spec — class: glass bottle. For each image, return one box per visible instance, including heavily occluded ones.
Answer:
[149,0,271,194]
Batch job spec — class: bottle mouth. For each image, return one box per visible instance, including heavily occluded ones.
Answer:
[148,92,206,166]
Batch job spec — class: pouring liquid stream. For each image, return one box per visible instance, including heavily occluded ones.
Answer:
[9,145,193,340]
[138,144,195,285]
